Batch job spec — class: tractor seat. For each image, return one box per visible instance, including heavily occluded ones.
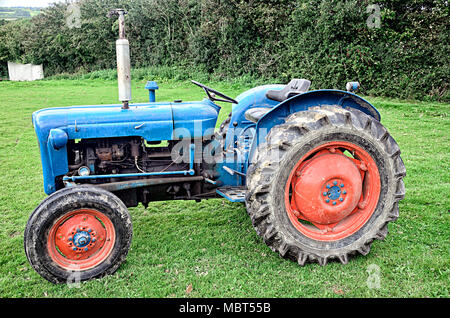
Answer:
[266,78,311,102]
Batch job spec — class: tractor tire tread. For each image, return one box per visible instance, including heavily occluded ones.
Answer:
[245,105,405,266]
[24,185,132,284]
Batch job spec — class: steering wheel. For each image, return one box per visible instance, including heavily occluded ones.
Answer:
[191,80,238,104]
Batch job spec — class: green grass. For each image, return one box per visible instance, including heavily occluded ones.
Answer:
[0,79,448,298]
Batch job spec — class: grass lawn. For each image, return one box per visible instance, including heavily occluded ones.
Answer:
[0,78,448,298]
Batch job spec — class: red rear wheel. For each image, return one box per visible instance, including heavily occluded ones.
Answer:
[245,106,405,265]
[285,141,381,241]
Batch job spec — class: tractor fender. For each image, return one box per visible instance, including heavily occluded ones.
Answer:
[247,89,380,166]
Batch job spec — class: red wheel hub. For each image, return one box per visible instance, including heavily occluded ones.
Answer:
[47,209,115,271]
[292,153,362,225]
[285,141,381,241]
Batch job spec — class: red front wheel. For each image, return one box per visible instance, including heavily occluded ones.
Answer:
[246,106,405,265]
[24,186,132,283]
[47,208,116,271]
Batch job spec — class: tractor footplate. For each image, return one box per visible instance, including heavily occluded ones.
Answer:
[216,186,246,202]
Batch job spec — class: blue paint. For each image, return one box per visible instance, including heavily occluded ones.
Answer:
[63,170,194,182]
[189,143,195,173]
[33,99,218,194]
[216,189,245,202]
[224,84,282,151]
[73,231,91,248]
[327,185,341,200]
[145,81,159,102]
[216,85,281,187]
[33,81,380,198]
[48,128,68,150]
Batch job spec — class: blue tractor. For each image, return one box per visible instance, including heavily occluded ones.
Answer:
[24,10,405,283]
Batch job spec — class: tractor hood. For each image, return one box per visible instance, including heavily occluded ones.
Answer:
[32,98,220,142]
[32,99,220,194]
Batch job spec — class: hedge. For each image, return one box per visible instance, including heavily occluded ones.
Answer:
[0,0,448,101]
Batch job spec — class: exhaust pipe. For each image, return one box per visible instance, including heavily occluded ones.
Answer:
[108,9,131,109]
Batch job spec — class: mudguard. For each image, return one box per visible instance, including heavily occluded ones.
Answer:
[247,89,380,165]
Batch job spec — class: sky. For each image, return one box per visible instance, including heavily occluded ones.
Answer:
[0,0,65,7]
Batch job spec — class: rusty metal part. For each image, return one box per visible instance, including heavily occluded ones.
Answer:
[96,147,113,161]
[107,8,127,39]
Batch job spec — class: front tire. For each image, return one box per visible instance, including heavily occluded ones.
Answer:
[24,186,132,283]
[245,106,405,265]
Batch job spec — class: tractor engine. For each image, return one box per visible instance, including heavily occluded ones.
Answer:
[65,137,217,207]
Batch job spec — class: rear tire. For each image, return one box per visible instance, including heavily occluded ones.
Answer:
[24,186,132,283]
[245,106,405,265]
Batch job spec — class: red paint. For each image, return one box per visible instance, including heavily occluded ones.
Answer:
[285,141,381,241]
